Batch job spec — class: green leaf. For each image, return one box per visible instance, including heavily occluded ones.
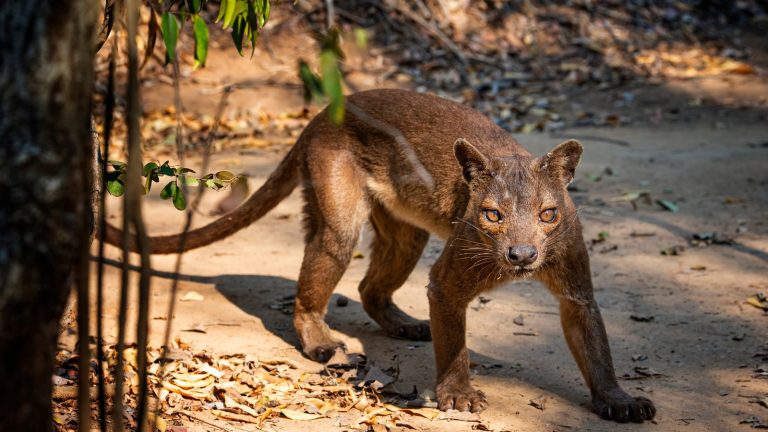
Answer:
[175,167,196,174]
[143,175,152,195]
[193,15,209,68]
[106,179,125,197]
[298,61,323,102]
[204,179,225,190]
[354,28,368,49]
[318,27,344,59]
[246,1,259,57]
[105,171,122,182]
[181,175,200,187]
[223,0,237,28]
[178,9,189,27]
[160,181,177,200]
[257,0,266,27]
[215,170,235,181]
[173,187,187,210]
[319,50,345,125]
[186,0,203,13]
[656,199,679,213]
[161,12,179,64]
[235,1,248,16]
[263,0,270,23]
[159,161,175,176]
[216,0,227,23]
[142,162,159,177]
[109,160,127,170]
[230,15,246,55]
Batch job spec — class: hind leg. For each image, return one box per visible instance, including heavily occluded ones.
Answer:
[294,152,368,363]
[359,201,431,341]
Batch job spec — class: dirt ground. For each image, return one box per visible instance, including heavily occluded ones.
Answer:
[90,113,768,432]
[71,14,768,432]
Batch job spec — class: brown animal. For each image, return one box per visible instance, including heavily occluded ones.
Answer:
[106,89,655,422]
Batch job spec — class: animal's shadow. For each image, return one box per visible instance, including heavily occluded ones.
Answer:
[118,263,590,410]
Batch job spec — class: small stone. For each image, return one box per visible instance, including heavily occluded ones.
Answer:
[336,295,349,307]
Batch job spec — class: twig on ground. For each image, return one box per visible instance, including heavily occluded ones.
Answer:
[377,1,468,68]
[549,133,631,147]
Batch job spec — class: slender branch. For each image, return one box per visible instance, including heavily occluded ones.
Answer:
[379,0,468,67]
[111,10,129,429]
[76,205,91,432]
[151,13,228,427]
[324,0,335,29]
[95,25,117,432]
[123,1,153,431]
[95,0,116,52]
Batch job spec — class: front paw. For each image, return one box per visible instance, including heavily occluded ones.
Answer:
[304,340,346,363]
[437,381,488,413]
[593,389,656,423]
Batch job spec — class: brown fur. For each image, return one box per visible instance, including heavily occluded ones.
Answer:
[104,89,655,422]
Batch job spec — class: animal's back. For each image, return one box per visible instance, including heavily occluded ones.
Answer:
[299,89,529,237]
[345,89,527,160]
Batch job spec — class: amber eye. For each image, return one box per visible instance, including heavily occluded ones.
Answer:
[483,209,503,223]
[540,208,558,223]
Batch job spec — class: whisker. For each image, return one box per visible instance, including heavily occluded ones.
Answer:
[467,258,496,273]
[456,246,494,252]
[452,237,490,246]
[453,218,499,246]
[481,263,500,286]
[456,254,495,261]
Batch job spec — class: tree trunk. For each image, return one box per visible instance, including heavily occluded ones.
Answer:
[0,1,98,431]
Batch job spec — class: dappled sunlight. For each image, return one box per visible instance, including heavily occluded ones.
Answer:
[636,47,756,78]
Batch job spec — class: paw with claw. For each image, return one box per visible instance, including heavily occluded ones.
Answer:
[593,388,656,423]
[437,380,488,413]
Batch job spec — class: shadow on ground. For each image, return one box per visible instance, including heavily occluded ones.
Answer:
[104,242,766,432]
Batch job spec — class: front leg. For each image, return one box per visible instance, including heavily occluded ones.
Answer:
[539,242,656,423]
[427,280,487,413]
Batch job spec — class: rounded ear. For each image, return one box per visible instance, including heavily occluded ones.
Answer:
[539,139,583,186]
[454,138,489,184]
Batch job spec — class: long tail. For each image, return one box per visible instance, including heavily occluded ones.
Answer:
[103,144,302,254]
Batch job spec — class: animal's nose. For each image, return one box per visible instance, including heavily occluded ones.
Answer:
[507,245,538,266]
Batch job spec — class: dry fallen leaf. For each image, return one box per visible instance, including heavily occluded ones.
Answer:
[211,409,260,423]
[280,409,323,421]
[529,395,549,410]
[371,424,388,432]
[223,394,260,417]
[54,339,448,430]
[146,413,167,432]
[622,366,666,380]
[180,291,204,302]
[162,381,211,400]
[400,407,441,420]
[747,295,768,310]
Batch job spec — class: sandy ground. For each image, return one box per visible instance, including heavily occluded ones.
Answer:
[88,111,768,432]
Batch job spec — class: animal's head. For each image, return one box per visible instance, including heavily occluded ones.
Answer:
[454,138,582,276]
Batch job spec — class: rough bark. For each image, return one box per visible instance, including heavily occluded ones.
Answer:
[0,1,98,431]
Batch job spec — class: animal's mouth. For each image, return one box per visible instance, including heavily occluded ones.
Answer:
[489,256,542,277]
[506,262,538,276]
